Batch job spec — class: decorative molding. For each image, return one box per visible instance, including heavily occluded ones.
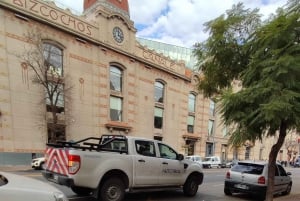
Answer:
[105,121,131,132]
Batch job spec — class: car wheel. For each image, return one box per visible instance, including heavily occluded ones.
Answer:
[208,165,212,168]
[71,186,92,196]
[183,176,199,197]
[100,177,125,201]
[282,183,292,195]
[257,193,266,201]
[224,187,232,196]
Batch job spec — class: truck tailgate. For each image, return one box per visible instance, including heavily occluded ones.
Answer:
[45,147,69,175]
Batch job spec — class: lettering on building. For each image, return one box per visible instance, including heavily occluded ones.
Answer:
[10,0,95,36]
[142,50,184,74]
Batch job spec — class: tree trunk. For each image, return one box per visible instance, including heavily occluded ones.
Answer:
[265,120,287,201]
[48,105,58,143]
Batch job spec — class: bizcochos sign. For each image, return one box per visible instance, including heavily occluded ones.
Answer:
[8,0,96,37]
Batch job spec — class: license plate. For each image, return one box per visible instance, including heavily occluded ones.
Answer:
[53,175,58,181]
[235,184,248,189]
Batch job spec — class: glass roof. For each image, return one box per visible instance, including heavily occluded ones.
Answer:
[137,38,197,70]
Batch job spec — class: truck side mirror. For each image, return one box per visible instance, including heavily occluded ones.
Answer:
[177,154,184,161]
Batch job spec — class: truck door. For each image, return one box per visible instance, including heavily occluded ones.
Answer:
[133,140,160,185]
[158,143,184,185]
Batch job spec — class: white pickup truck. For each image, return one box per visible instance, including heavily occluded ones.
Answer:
[42,135,204,201]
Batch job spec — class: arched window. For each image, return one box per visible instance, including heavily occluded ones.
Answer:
[43,43,63,76]
[43,43,64,113]
[154,81,164,103]
[154,80,165,129]
[209,99,215,116]
[110,66,122,92]
[188,93,196,112]
[43,42,65,143]
[109,65,123,121]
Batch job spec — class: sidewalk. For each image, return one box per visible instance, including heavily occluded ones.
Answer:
[275,194,300,201]
[0,165,31,172]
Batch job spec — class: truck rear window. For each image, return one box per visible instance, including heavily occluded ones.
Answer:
[231,163,264,175]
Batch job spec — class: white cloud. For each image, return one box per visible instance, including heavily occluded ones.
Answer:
[56,0,287,47]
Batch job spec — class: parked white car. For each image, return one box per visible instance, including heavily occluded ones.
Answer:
[224,160,292,200]
[202,156,221,168]
[31,157,45,170]
[0,171,68,201]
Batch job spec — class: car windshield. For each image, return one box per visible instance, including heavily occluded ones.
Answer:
[231,163,264,175]
[204,157,212,161]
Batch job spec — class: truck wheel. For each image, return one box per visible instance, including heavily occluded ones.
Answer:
[100,177,125,201]
[183,176,198,197]
[71,186,92,196]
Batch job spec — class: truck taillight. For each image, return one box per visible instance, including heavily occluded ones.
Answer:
[226,171,230,179]
[258,176,266,184]
[68,155,80,174]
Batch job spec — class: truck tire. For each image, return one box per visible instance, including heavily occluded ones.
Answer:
[71,186,92,196]
[183,176,198,197]
[100,177,125,201]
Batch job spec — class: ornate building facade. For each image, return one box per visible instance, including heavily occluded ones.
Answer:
[0,0,293,165]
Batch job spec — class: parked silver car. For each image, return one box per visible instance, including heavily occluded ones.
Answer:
[224,160,292,200]
[0,171,68,201]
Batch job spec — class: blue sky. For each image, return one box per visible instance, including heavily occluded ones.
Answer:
[56,0,287,48]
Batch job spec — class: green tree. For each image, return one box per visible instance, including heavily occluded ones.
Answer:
[194,2,261,97]
[194,1,300,201]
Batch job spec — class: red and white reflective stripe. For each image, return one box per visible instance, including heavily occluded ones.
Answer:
[46,147,69,175]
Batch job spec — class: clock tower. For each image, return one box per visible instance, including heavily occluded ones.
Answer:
[83,0,130,20]
[82,0,136,50]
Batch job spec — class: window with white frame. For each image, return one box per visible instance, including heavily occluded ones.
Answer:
[187,93,196,133]
[110,66,122,92]
[154,81,164,103]
[110,65,123,121]
[154,107,163,129]
[154,80,165,129]
[208,119,214,136]
[209,99,215,116]
[110,96,122,121]
[187,116,195,133]
[188,93,196,112]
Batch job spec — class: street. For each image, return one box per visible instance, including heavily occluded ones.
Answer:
[10,167,300,201]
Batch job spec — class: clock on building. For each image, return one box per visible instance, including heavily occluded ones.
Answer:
[112,26,124,43]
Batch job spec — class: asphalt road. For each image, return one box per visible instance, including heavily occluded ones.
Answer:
[9,167,300,201]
